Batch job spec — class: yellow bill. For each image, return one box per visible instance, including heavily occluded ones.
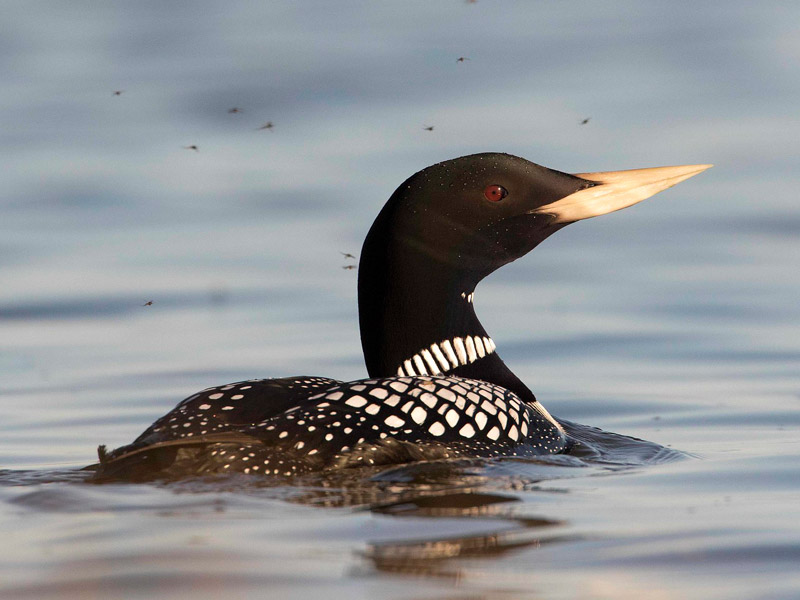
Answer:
[534,164,713,224]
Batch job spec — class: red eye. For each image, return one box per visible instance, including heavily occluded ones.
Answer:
[483,184,508,202]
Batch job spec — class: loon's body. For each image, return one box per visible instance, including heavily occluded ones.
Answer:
[93,153,709,481]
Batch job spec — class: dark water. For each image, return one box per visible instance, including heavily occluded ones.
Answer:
[2,2,799,598]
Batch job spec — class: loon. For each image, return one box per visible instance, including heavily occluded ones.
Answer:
[92,153,710,481]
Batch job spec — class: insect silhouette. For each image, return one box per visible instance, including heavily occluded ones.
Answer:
[228,107,243,114]
[342,265,357,270]
[423,125,434,131]
[340,252,356,260]
[579,117,591,125]
[112,90,124,96]
[142,301,153,307]
[258,122,274,131]
[456,57,470,63]
[183,145,199,152]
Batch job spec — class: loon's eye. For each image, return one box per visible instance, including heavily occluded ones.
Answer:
[483,184,508,202]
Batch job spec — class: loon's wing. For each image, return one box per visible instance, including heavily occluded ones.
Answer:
[90,376,340,481]
[132,376,341,446]
[92,431,322,482]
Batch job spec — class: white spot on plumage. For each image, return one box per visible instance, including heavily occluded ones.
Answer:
[459,423,476,438]
[480,400,497,415]
[390,381,408,393]
[436,388,456,402]
[410,406,427,424]
[369,387,388,399]
[385,394,400,407]
[404,359,416,376]
[487,426,500,441]
[428,421,445,436]
[498,412,508,429]
[365,403,380,415]
[420,392,438,408]
[474,336,486,358]
[451,383,467,395]
[475,412,488,430]
[208,393,223,400]
[198,404,211,410]
[385,415,405,428]
[345,395,367,408]
[445,409,460,427]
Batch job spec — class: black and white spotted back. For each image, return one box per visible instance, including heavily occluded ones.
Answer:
[93,375,567,481]
[247,376,565,462]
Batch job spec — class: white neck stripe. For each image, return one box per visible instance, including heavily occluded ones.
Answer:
[420,348,440,374]
[396,335,496,377]
[440,340,458,367]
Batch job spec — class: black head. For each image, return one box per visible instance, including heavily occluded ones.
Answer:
[368,153,587,283]
[358,152,711,397]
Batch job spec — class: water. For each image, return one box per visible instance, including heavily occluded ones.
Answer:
[2,2,799,598]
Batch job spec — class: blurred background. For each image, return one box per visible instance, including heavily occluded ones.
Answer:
[1,2,798,599]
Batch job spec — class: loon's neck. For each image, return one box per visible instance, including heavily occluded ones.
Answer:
[357,219,537,404]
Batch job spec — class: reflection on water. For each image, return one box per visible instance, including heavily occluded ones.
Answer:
[366,496,569,579]
[0,431,669,595]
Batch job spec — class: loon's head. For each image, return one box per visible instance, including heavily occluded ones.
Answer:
[358,153,711,398]
[367,153,710,280]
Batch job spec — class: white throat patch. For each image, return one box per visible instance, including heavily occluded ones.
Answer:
[396,335,497,377]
